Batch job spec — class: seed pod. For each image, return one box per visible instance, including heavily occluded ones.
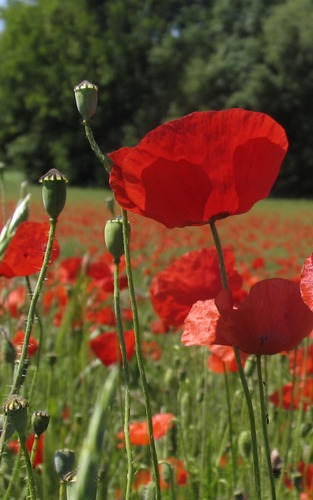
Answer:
[4,394,29,438]
[39,169,68,220]
[104,217,130,261]
[32,410,50,436]
[54,448,76,478]
[73,80,98,120]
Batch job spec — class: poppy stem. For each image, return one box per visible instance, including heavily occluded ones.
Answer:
[82,120,112,174]
[121,208,161,499]
[234,347,262,500]
[209,220,262,499]
[113,258,133,498]
[223,365,237,489]
[19,435,37,500]
[10,218,58,396]
[209,220,229,288]
[256,355,277,499]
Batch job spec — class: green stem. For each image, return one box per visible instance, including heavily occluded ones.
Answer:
[30,434,39,467]
[209,220,261,499]
[113,258,133,498]
[83,120,111,174]
[0,218,58,464]
[19,436,37,500]
[11,218,57,395]
[256,355,276,499]
[234,347,261,500]
[223,365,237,489]
[3,447,22,500]
[121,209,161,499]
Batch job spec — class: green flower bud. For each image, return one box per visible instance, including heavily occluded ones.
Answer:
[46,351,58,367]
[39,169,68,220]
[4,394,29,438]
[238,430,251,460]
[31,410,50,436]
[54,448,75,478]
[104,217,130,261]
[73,80,98,120]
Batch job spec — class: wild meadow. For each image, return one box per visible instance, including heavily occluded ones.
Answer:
[2,104,313,500]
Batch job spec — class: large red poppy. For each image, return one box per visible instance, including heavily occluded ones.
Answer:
[109,109,288,228]
[0,221,60,278]
[150,247,242,329]
[182,278,313,355]
[89,330,135,366]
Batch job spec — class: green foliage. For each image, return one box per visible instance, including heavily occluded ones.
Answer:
[0,0,313,195]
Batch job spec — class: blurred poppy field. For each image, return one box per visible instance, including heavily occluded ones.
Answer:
[2,106,313,500]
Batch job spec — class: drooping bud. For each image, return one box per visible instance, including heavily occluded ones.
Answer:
[104,217,130,262]
[54,448,76,478]
[39,169,68,221]
[238,430,251,460]
[4,394,29,438]
[32,410,50,436]
[73,80,98,120]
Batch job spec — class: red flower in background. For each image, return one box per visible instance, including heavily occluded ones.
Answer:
[109,109,288,228]
[0,222,60,278]
[12,330,39,357]
[269,380,313,411]
[182,278,313,355]
[207,345,248,373]
[288,344,313,378]
[117,413,174,446]
[8,434,44,468]
[89,330,135,366]
[300,254,313,310]
[150,247,242,329]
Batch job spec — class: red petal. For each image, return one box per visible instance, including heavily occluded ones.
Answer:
[89,330,135,366]
[109,109,288,228]
[0,222,60,277]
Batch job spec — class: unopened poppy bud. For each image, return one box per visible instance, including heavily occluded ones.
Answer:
[271,448,282,478]
[54,448,75,478]
[233,491,246,500]
[238,430,251,459]
[291,471,302,491]
[4,394,29,438]
[46,351,58,367]
[32,410,50,436]
[143,481,157,500]
[39,169,68,221]
[104,217,129,261]
[73,80,98,120]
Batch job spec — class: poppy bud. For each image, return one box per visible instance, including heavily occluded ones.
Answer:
[270,448,282,478]
[32,410,50,436]
[54,448,76,478]
[143,481,157,500]
[4,394,29,438]
[291,471,302,491]
[104,217,130,262]
[46,351,58,367]
[238,430,251,460]
[73,80,98,120]
[39,169,68,221]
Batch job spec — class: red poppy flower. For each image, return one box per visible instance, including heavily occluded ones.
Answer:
[300,254,313,310]
[0,221,60,278]
[207,345,248,373]
[130,457,187,491]
[150,247,242,328]
[12,330,39,357]
[182,278,313,355]
[109,109,288,228]
[8,434,44,468]
[117,413,174,446]
[89,330,135,366]
[269,379,313,411]
[288,344,313,378]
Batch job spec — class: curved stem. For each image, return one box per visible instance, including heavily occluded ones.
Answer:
[256,355,276,499]
[83,120,111,174]
[209,220,228,288]
[11,218,57,395]
[121,209,161,499]
[113,258,133,498]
